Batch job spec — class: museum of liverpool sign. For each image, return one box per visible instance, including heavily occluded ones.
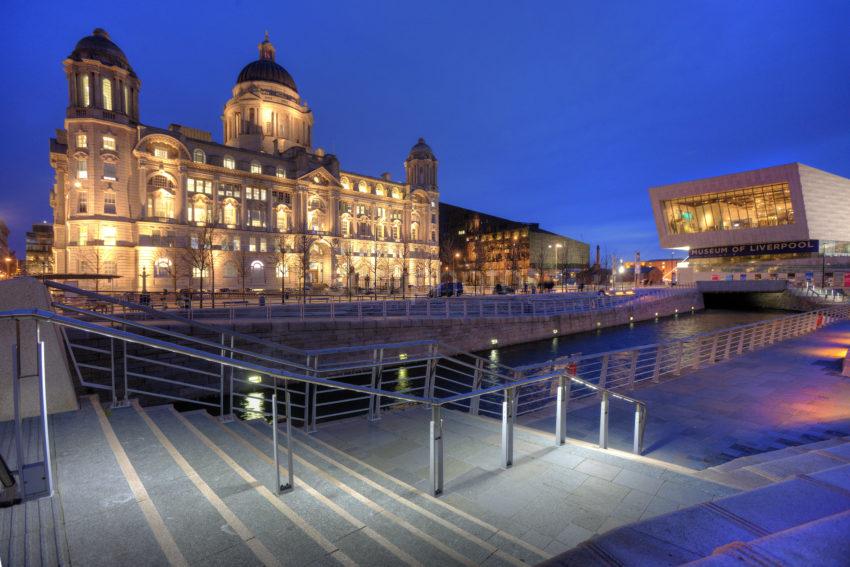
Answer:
[689,240,820,259]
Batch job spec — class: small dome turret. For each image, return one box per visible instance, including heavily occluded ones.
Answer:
[69,28,136,77]
[407,137,436,161]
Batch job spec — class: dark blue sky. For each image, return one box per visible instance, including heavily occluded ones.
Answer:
[2,0,849,259]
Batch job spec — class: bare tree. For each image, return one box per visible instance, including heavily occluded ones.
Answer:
[336,239,356,301]
[232,247,252,300]
[276,234,292,304]
[398,236,412,300]
[508,238,521,289]
[292,232,318,303]
[79,246,105,293]
[183,201,219,308]
[532,241,548,290]
[155,247,186,298]
[439,233,458,283]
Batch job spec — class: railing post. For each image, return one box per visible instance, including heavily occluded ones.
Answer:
[368,348,384,421]
[110,337,118,407]
[469,358,483,416]
[219,332,226,418]
[676,340,685,374]
[738,329,746,354]
[633,403,646,455]
[598,354,610,388]
[555,374,570,446]
[628,350,638,389]
[272,393,293,493]
[599,390,609,449]
[36,339,54,496]
[501,387,516,469]
[12,331,26,499]
[651,345,662,383]
[709,335,719,365]
[429,404,444,496]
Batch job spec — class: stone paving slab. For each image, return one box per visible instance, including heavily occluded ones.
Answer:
[521,320,850,469]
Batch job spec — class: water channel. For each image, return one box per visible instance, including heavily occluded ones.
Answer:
[486,308,788,368]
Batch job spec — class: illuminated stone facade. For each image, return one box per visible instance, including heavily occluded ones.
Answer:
[50,30,440,293]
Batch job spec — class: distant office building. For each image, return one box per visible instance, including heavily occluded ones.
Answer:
[0,218,9,259]
[439,203,589,289]
[26,222,54,275]
[649,163,850,288]
[49,29,440,292]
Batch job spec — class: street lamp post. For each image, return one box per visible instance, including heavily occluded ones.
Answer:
[4,257,12,278]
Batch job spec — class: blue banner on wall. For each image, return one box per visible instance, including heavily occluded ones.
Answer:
[689,240,819,259]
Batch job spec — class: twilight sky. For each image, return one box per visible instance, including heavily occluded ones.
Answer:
[2,0,849,259]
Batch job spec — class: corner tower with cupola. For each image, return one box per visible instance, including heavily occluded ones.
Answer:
[51,28,142,279]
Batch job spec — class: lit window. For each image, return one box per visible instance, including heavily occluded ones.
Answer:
[249,238,257,252]
[103,136,116,151]
[80,75,90,107]
[192,266,209,278]
[223,155,235,169]
[193,149,206,164]
[276,262,288,278]
[358,180,368,193]
[187,178,212,195]
[102,78,113,110]
[102,226,116,246]
[103,164,117,181]
[251,161,262,174]
[123,84,129,113]
[375,184,385,196]
[104,193,116,214]
[191,235,199,249]
[260,239,267,252]
[341,177,350,190]
[276,167,286,178]
[77,192,88,214]
[76,133,87,148]
[77,158,88,179]
[233,236,240,251]
[154,147,168,159]
[391,187,402,199]
[78,225,88,245]
[222,202,237,225]
[251,260,264,271]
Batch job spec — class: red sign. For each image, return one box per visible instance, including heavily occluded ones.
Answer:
[844,273,850,288]
[711,274,720,281]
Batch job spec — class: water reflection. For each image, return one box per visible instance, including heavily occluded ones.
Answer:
[488,309,787,368]
[242,391,266,420]
[395,367,410,392]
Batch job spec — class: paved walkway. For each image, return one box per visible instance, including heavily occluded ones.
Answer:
[521,320,850,469]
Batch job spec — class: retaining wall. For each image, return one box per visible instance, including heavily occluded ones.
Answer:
[164,290,705,353]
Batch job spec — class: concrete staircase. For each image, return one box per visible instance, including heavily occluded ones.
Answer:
[21,395,555,566]
[541,438,850,566]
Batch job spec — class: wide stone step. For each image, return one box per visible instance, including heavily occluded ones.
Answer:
[284,416,552,564]
[182,411,411,567]
[107,403,262,566]
[244,418,517,567]
[50,396,174,566]
[711,437,849,472]
[686,509,850,566]
[540,467,850,566]
[742,449,850,482]
[139,405,342,566]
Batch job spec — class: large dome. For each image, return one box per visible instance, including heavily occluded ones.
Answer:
[236,34,297,92]
[68,28,136,77]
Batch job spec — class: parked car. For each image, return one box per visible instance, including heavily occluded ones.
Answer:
[429,282,464,297]
[493,284,515,295]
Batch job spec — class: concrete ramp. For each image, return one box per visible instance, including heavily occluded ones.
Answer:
[0,277,78,419]
[697,280,788,293]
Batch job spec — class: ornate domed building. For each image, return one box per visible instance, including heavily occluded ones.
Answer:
[50,30,440,293]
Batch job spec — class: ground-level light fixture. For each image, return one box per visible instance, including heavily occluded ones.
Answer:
[552,329,559,334]
[490,338,498,345]
[248,375,262,383]
[399,353,408,360]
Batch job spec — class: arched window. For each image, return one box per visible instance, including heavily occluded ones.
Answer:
[251,260,264,271]
[193,149,206,164]
[392,222,401,241]
[190,195,209,224]
[154,258,171,278]
[250,161,262,174]
[222,200,238,226]
[410,222,419,241]
[102,78,113,110]
[223,155,235,170]
[391,187,402,199]
[358,180,368,193]
[276,167,286,178]
[341,177,351,191]
[146,175,175,219]
[375,184,385,196]
[276,207,291,232]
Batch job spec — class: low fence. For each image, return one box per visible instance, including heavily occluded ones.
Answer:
[47,279,694,322]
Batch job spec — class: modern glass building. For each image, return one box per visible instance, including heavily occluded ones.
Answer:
[649,163,850,288]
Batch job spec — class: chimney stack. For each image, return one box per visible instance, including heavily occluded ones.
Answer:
[595,245,600,267]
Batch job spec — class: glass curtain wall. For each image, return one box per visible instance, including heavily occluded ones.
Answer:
[662,182,794,234]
